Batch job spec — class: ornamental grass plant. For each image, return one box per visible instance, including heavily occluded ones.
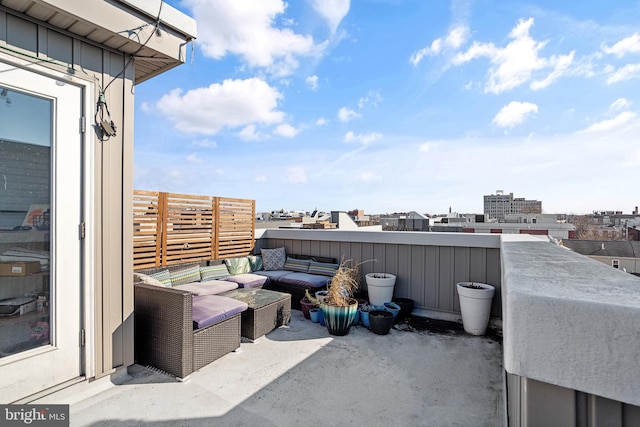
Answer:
[306,259,364,307]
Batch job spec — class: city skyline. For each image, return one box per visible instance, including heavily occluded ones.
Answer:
[134,1,640,215]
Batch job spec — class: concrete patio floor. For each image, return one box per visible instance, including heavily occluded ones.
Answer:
[54,312,504,426]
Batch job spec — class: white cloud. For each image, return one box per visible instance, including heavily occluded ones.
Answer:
[410,39,443,65]
[140,102,151,113]
[344,131,382,145]
[445,25,470,49]
[606,63,640,84]
[410,25,469,66]
[254,174,267,183]
[311,0,350,34]
[273,123,299,138]
[185,0,325,76]
[286,166,307,184]
[186,153,203,164]
[337,107,361,122]
[611,98,631,110]
[306,75,319,90]
[355,171,381,183]
[154,78,284,135]
[530,51,575,90]
[453,18,573,94]
[358,90,383,109]
[239,124,263,141]
[492,101,538,129]
[581,111,636,133]
[602,33,640,58]
[193,138,217,148]
[315,117,329,126]
[419,142,434,153]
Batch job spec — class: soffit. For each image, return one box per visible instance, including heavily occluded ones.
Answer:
[0,0,196,84]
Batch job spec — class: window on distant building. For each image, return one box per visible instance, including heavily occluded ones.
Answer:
[612,259,620,269]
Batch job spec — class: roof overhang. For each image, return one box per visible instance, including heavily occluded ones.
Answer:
[0,0,197,84]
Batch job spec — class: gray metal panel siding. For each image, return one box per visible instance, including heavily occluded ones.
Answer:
[506,374,640,427]
[44,30,73,64]
[524,378,576,427]
[103,49,126,369]
[0,11,5,41]
[121,53,135,373]
[6,14,37,52]
[261,237,502,317]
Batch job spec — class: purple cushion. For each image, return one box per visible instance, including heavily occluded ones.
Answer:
[254,270,291,281]
[225,273,268,289]
[192,295,248,330]
[278,272,332,288]
[173,280,239,296]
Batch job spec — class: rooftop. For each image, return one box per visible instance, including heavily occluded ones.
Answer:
[45,314,504,426]
[30,228,640,426]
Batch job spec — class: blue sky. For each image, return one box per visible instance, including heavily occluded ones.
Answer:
[134,0,640,215]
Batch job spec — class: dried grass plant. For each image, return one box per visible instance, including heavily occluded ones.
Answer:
[306,259,364,307]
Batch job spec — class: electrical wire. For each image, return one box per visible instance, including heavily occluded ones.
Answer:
[97,0,165,141]
[102,0,165,93]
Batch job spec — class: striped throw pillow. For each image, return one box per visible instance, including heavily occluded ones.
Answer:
[308,260,339,277]
[284,257,310,273]
[200,264,230,281]
[148,269,172,287]
[134,272,165,287]
[169,264,201,286]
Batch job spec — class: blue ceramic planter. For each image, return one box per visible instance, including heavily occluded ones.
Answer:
[310,308,320,323]
[321,300,358,336]
[383,302,401,321]
[359,309,370,328]
[349,310,360,327]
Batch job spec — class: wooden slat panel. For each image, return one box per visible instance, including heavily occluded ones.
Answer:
[133,191,255,267]
[132,190,161,268]
[216,197,254,259]
[164,192,213,265]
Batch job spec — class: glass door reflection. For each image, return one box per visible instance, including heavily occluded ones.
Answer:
[0,86,52,357]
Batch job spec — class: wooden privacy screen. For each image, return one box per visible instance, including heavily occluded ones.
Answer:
[133,190,255,269]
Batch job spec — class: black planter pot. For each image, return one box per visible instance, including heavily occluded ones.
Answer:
[368,310,394,335]
[392,298,414,321]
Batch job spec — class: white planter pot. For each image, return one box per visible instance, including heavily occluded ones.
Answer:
[456,282,495,336]
[365,273,396,306]
[315,290,328,304]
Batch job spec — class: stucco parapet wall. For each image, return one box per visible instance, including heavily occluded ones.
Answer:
[261,229,502,248]
[501,236,640,406]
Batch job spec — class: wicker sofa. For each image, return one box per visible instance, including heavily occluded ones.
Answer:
[133,262,249,379]
[132,253,338,377]
[255,251,338,310]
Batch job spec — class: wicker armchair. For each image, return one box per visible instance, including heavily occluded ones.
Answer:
[134,282,241,379]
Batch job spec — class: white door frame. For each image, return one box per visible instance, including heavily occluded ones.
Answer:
[0,52,96,401]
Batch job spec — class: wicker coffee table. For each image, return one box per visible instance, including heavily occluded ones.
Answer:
[226,289,291,340]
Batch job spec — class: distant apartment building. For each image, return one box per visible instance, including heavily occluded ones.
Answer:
[484,191,541,220]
